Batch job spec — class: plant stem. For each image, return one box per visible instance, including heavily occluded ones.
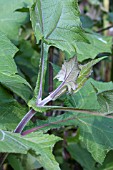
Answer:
[48,47,54,94]
[14,109,36,133]
[14,82,65,134]
[37,81,65,106]
[97,25,113,33]
[0,153,8,167]
[22,116,79,136]
[37,42,45,103]
[21,111,109,136]
[47,47,54,116]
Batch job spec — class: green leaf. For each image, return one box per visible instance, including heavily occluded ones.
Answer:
[8,154,42,170]
[98,91,113,115]
[0,85,28,131]
[76,57,106,92]
[89,0,101,6]
[34,111,113,156]
[67,143,96,170]
[76,34,112,61]
[0,131,61,170]
[0,32,32,102]
[15,40,40,86]
[0,0,30,40]
[30,0,88,54]
[65,80,100,110]
[80,136,109,165]
[8,155,25,170]
[90,79,113,94]
[80,15,94,29]
[38,112,113,164]
[89,79,113,114]
[97,151,113,170]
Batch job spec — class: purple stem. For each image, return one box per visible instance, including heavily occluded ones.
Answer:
[14,81,65,134]
[14,109,36,133]
[21,115,83,136]
[37,81,65,106]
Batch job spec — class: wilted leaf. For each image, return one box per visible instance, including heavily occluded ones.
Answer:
[55,57,80,93]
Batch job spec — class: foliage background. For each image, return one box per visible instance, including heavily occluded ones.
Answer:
[0,0,113,170]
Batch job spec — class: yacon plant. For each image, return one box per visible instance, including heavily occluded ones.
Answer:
[0,0,113,169]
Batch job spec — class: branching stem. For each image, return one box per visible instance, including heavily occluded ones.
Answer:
[14,81,65,134]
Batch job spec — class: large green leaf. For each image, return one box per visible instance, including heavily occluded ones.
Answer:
[8,154,42,170]
[98,91,113,115]
[31,111,113,164]
[90,79,113,94]
[76,34,112,61]
[30,0,88,54]
[0,85,28,131]
[64,79,113,163]
[0,0,30,40]
[80,135,109,165]
[66,143,113,170]
[0,131,61,170]
[67,143,96,170]
[65,80,100,110]
[97,151,113,170]
[15,40,40,87]
[0,32,32,102]
[89,79,113,114]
